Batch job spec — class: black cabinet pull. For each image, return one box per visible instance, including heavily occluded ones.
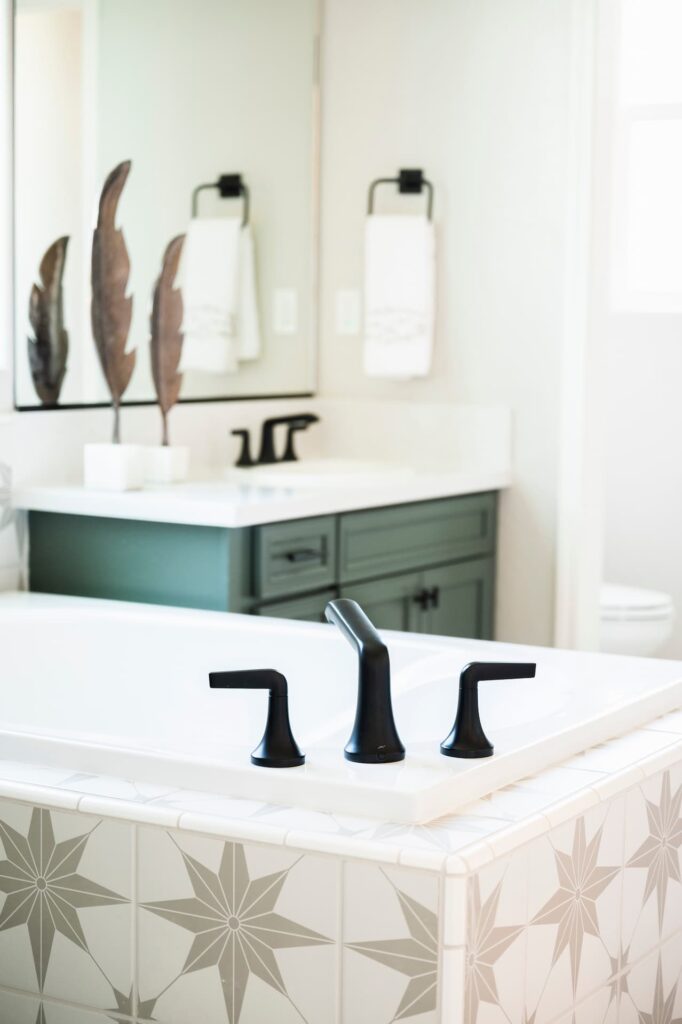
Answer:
[284,548,321,564]
[413,587,439,611]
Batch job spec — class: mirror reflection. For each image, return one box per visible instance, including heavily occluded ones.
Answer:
[14,0,319,410]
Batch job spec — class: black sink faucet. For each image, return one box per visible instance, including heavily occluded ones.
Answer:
[257,413,320,465]
[325,599,405,764]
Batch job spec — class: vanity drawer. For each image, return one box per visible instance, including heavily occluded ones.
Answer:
[339,493,496,584]
[253,516,337,600]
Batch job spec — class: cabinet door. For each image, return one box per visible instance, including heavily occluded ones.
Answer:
[421,559,494,639]
[339,572,423,632]
[254,589,337,624]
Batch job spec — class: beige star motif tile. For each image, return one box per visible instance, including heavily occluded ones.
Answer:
[623,767,682,961]
[137,827,338,1024]
[0,799,132,1010]
[343,862,440,1024]
[464,847,528,1024]
[525,799,624,1023]
[624,932,682,1024]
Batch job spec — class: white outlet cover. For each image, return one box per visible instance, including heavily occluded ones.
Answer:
[336,289,361,335]
[273,288,298,335]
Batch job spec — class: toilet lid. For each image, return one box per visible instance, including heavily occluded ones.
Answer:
[601,584,674,620]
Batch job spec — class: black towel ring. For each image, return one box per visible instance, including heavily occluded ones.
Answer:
[191,174,250,227]
[367,168,434,220]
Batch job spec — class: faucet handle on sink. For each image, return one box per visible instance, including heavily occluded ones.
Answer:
[209,668,305,768]
[440,662,536,759]
[282,414,320,462]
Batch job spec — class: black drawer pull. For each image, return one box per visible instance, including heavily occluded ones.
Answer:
[284,548,322,564]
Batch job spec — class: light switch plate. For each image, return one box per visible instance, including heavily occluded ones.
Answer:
[273,288,298,335]
[336,289,361,335]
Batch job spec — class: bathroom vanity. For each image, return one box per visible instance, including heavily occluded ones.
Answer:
[17,475,502,637]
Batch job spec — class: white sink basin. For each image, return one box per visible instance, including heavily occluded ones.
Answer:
[228,458,415,489]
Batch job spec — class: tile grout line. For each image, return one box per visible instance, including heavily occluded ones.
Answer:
[436,861,450,1024]
[616,786,628,988]
[0,982,136,1022]
[436,866,444,1023]
[520,844,531,1023]
[336,857,345,1024]
[131,822,139,1024]
[0,757,673,877]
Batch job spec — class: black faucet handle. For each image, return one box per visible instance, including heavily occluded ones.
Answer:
[231,429,255,468]
[440,661,537,759]
[209,669,305,768]
[282,414,320,462]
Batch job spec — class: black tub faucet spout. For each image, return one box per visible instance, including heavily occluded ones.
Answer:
[325,598,405,764]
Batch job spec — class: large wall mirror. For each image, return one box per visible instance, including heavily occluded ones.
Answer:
[13,0,319,409]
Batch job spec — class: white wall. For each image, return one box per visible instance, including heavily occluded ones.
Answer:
[318,0,577,645]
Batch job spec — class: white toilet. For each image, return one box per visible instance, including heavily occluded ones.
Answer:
[600,584,675,657]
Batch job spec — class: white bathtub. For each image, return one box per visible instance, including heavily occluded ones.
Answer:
[1,592,681,822]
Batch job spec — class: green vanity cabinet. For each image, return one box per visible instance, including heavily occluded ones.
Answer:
[339,571,424,633]
[28,491,498,639]
[255,589,338,623]
[28,515,247,612]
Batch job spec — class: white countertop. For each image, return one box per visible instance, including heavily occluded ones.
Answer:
[13,469,510,528]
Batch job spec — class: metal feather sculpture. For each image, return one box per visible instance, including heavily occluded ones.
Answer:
[150,235,185,446]
[91,160,135,443]
[27,236,69,406]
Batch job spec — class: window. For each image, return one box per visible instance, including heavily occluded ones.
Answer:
[611,0,682,310]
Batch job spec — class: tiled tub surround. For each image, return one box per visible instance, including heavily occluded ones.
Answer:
[0,713,680,1023]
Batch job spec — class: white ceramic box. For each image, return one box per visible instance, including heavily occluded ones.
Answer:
[144,445,190,484]
[83,443,145,491]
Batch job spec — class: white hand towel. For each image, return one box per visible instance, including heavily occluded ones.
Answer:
[236,225,261,361]
[179,217,241,375]
[363,214,435,379]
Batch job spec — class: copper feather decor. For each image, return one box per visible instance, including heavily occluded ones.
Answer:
[91,160,135,442]
[27,236,69,406]
[150,235,185,446]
